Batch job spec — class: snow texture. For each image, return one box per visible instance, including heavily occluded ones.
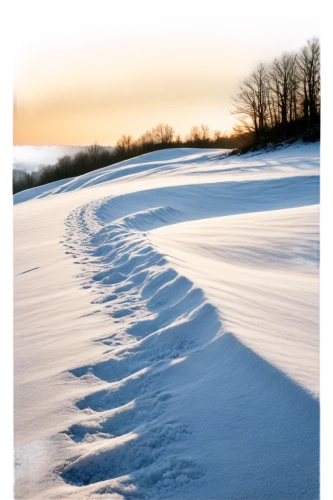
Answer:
[14,143,319,499]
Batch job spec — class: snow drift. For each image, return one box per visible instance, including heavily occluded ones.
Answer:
[14,144,319,499]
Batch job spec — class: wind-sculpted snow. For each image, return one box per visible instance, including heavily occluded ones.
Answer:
[14,144,319,500]
[14,143,319,206]
[55,174,319,498]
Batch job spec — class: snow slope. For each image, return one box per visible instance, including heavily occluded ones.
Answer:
[14,143,320,500]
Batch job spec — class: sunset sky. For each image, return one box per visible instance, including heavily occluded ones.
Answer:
[13,1,320,146]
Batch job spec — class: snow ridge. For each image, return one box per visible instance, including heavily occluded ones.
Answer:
[60,202,217,496]
[56,187,319,499]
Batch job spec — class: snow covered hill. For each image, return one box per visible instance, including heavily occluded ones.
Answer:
[14,143,320,500]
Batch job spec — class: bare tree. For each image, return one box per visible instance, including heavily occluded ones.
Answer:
[55,155,72,177]
[269,53,298,139]
[298,38,320,128]
[115,135,135,154]
[187,126,200,142]
[187,124,211,143]
[231,64,268,142]
[199,124,211,141]
[151,124,175,144]
[213,130,222,141]
[136,130,155,146]
[87,143,104,157]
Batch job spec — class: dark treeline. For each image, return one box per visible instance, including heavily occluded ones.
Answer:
[13,38,320,194]
[13,125,243,194]
[231,38,320,151]
[13,169,41,194]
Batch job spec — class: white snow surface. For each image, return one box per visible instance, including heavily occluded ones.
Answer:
[14,144,319,500]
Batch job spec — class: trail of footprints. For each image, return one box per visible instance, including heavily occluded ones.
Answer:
[59,199,220,496]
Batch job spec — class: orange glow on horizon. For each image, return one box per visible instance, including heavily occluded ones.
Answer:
[13,3,320,146]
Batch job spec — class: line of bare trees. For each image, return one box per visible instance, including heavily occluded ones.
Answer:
[13,125,242,193]
[113,123,238,160]
[231,38,320,147]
